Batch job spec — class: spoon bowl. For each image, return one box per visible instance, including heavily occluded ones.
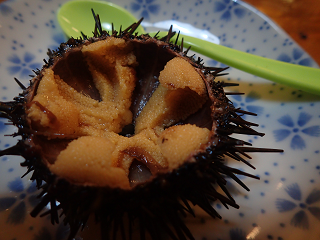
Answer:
[58,0,145,37]
[57,0,320,96]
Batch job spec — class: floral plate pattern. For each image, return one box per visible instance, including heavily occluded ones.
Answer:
[0,0,319,239]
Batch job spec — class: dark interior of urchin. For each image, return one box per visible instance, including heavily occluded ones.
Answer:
[39,40,213,187]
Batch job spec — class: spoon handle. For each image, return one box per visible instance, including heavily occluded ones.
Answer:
[151,32,320,95]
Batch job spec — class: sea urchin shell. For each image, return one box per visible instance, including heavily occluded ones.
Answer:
[0,14,282,240]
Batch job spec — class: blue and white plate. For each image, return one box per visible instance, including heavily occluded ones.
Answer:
[0,0,319,239]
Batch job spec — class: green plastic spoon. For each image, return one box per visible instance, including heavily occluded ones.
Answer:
[57,0,320,95]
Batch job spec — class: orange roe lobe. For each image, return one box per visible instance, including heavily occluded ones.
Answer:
[26,69,80,136]
[135,57,207,133]
[158,124,210,170]
[50,136,130,188]
[159,57,206,95]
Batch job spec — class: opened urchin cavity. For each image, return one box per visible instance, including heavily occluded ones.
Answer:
[0,14,282,240]
[26,35,215,190]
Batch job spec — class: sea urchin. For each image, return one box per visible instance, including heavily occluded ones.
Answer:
[0,13,282,240]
